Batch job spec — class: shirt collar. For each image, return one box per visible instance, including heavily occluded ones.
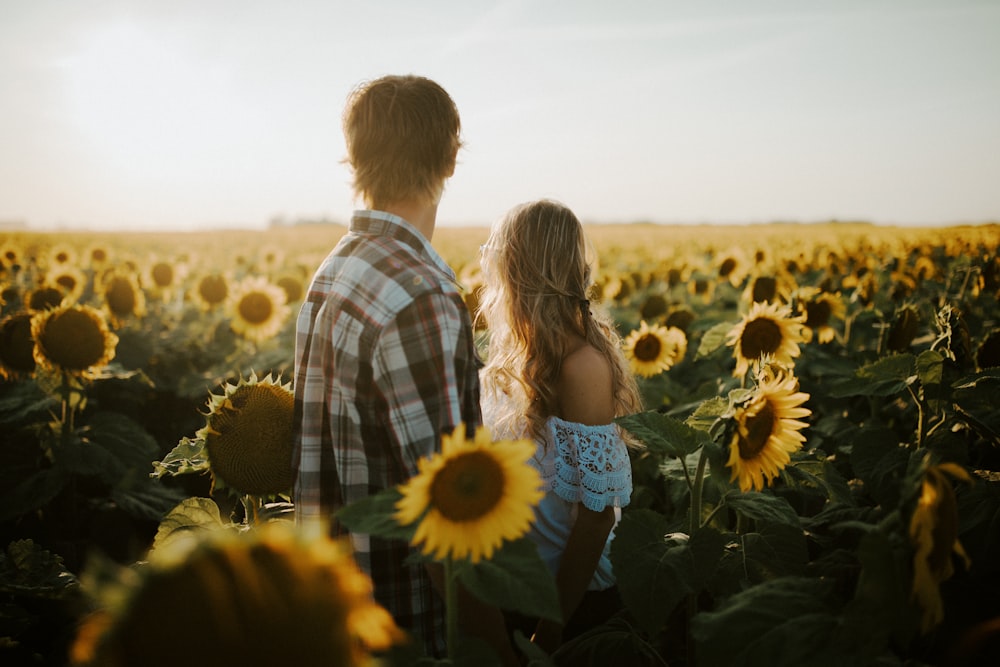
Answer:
[349,209,456,281]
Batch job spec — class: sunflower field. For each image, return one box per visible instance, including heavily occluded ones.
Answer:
[1,221,999,666]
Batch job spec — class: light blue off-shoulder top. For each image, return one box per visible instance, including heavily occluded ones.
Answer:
[483,399,633,591]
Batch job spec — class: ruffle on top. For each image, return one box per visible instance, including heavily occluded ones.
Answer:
[540,416,633,512]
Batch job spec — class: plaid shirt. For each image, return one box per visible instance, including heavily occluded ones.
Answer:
[291,210,481,657]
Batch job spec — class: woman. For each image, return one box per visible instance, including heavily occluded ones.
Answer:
[478,199,643,654]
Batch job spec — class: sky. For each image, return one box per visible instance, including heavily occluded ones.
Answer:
[2,0,999,231]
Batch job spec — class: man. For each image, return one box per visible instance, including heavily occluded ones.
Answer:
[291,75,515,663]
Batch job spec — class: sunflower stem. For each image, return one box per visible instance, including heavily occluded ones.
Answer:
[689,447,708,535]
[906,384,926,449]
[444,557,459,660]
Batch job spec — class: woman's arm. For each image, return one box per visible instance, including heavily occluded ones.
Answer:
[532,344,618,652]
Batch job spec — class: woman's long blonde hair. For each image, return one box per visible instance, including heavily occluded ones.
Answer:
[479,200,642,442]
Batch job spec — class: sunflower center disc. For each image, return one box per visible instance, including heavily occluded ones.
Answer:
[634,333,663,362]
[0,314,36,373]
[41,309,106,370]
[738,402,776,460]
[430,451,505,522]
[751,277,777,303]
[200,276,228,304]
[740,317,783,360]
[152,263,174,287]
[106,278,137,315]
[239,293,274,324]
[805,300,831,328]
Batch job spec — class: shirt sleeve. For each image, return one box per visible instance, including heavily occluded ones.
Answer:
[547,418,633,511]
[373,291,470,476]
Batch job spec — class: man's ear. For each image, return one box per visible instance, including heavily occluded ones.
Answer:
[445,147,458,177]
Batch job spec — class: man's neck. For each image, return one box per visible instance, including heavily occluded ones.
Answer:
[377,198,439,242]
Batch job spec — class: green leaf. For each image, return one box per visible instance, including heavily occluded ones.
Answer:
[828,353,916,397]
[0,382,58,427]
[848,427,909,506]
[552,614,665,667]
[842,529,915,655]
[616,411,708,459]
[151,436,211,478]
[691,576,841,667]
[685,396,728,432]
[725,491,801,527]
[0,539,79,599]
[111,471,186,522]
[0,468,68,522]
[696,321,734,359]
[335,487,415,541]
[454,536,560,621]
[915,349,944,386]
[81,411,161,485]
[151,497,228,552]
[740,522,809,579]
[610,510,726,635]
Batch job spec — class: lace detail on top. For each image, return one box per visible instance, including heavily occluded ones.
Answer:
[543,417,632,512]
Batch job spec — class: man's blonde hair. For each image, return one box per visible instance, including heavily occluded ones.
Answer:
[342,74,462,208]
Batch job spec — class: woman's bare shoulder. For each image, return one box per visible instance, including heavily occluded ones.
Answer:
[557,343,614,424]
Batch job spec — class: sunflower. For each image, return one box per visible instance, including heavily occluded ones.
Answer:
[886,305,921,352]
[715,247,748,287]
[601,275,633,303]
[70,522,404,667]
[190,273,231,311]
[0,241,22,270]
[31,304,118,378]
[197,372,295,496]
[623,320,687,377]
[99,269,147,325]
[44,242,78,267]
[395,425,543,563]
[256,244,286,274]
[143,258,186,301]
[726,301,806,378]
[638,293,669,320]
[796,287,846,344]
[741,271,795,308]
[976,329,1000,370]
[0,312,36,380]
[686,274,715,304]
[273,271,305,305]
[227,276,289,344]
[26,285,66,312]
[83,243,112,271]
[725,368,811,492]
[45,265,89,305]
[909,462,972,633]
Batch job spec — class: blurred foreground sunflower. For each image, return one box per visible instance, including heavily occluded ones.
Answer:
[909,462,972,633]
[31,304,118,378]
[70,522,404,667]
[623,320,687,377]
[395,425,543,563]
[726,368,811,492]
[197,372,295,497]
[227,276,289,343]
[726,301,806,378]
